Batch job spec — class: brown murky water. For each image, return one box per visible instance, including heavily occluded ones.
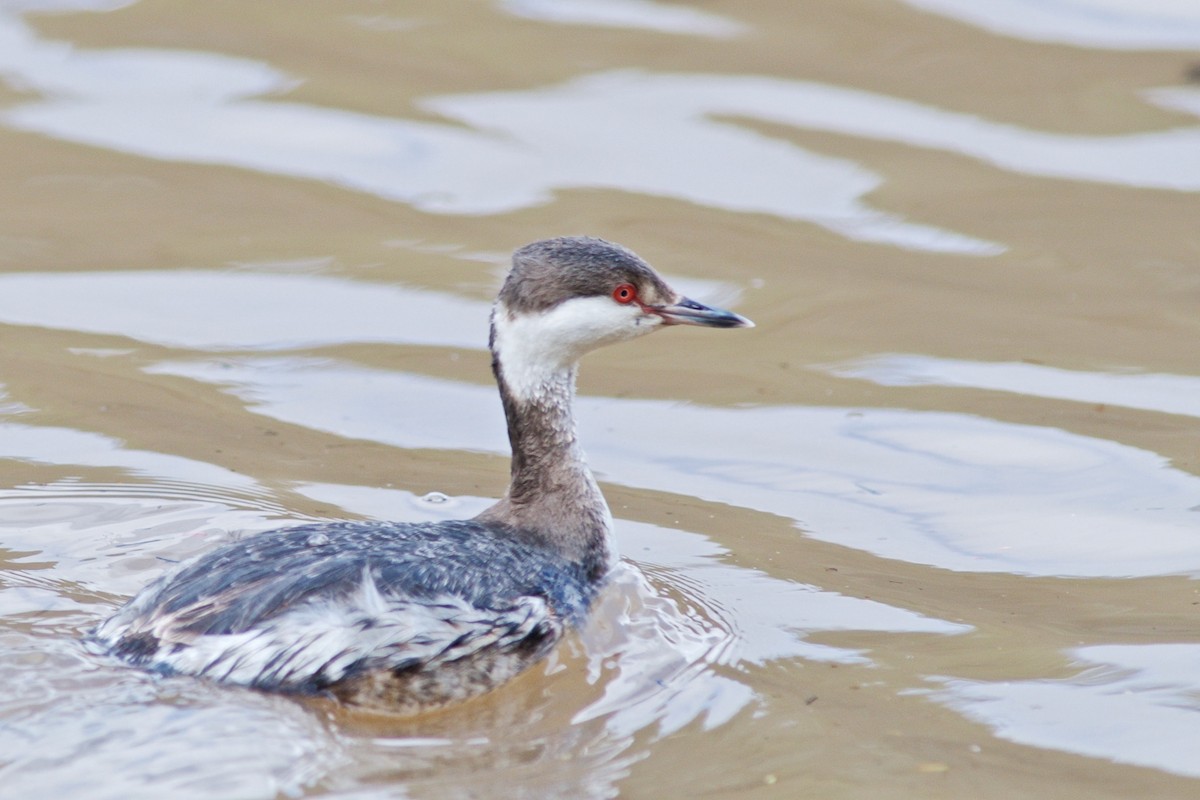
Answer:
[2,1,1200,797]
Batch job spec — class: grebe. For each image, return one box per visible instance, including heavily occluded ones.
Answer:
[95,236,752,713]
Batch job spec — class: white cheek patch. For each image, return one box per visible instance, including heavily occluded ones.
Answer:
[493,297,662,402]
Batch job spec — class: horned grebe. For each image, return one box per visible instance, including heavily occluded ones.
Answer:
[94,237,752,714]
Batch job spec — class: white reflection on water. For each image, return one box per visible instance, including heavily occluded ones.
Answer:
[499,0,746,38]
[4,10,1196,250]
[146,356,1200,579]
[0,269,732,351]
[0,488,284,595]
[0,384,32,416]
[0,421,262,490]
[932,644,1200,778]
[423,71,1200,197]
[0,9,997,255]
[900,0,1200,51]
[828,354,1200,419]
[0,0,133,13]
[0,491,325,800]
[0,270,487,350]
[0,661,347,800]
[1148,86,1200,119]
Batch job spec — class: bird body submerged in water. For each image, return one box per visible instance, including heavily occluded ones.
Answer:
[95,237,752,714]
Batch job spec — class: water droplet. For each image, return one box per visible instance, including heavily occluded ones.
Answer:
[420,492,450,505]
[306,532,330,547]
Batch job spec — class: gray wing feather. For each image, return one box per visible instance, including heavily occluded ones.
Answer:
[97,569,559,692]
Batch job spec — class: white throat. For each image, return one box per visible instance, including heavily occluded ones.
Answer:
[491,296,660,403]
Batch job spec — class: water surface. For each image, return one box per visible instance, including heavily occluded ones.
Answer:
[2,0,1199,797]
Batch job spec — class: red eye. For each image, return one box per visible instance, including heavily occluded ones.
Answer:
[612,283,637,304]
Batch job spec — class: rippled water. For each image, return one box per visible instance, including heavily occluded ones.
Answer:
[2,0,1199,797]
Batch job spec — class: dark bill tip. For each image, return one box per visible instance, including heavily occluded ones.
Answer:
[652,297,755,329]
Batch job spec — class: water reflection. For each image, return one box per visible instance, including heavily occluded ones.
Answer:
[147,356,1200,579]
[0,385,32,416]
[2,0,132,14]
[0,270,486,350]
[0,488,283,595]
[0,420,263,490]
[0,8,975,254]
[498,0,747,38]
[2,7,1196,260]
[829,353,1200,419]
[899,0,1200,50]
[0,647,346,800]
[0,16,997,254]
[0,486,330,796]
[0,268,734,351]
[424,71,1200,197]
[1148,86,1200,119]
[933,643,1200,778]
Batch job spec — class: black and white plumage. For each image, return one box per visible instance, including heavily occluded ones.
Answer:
[95,236,752,714]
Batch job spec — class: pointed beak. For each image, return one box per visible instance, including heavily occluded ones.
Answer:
[651,297,754,329]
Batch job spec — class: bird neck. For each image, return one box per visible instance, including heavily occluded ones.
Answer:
[477,352,615,584]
